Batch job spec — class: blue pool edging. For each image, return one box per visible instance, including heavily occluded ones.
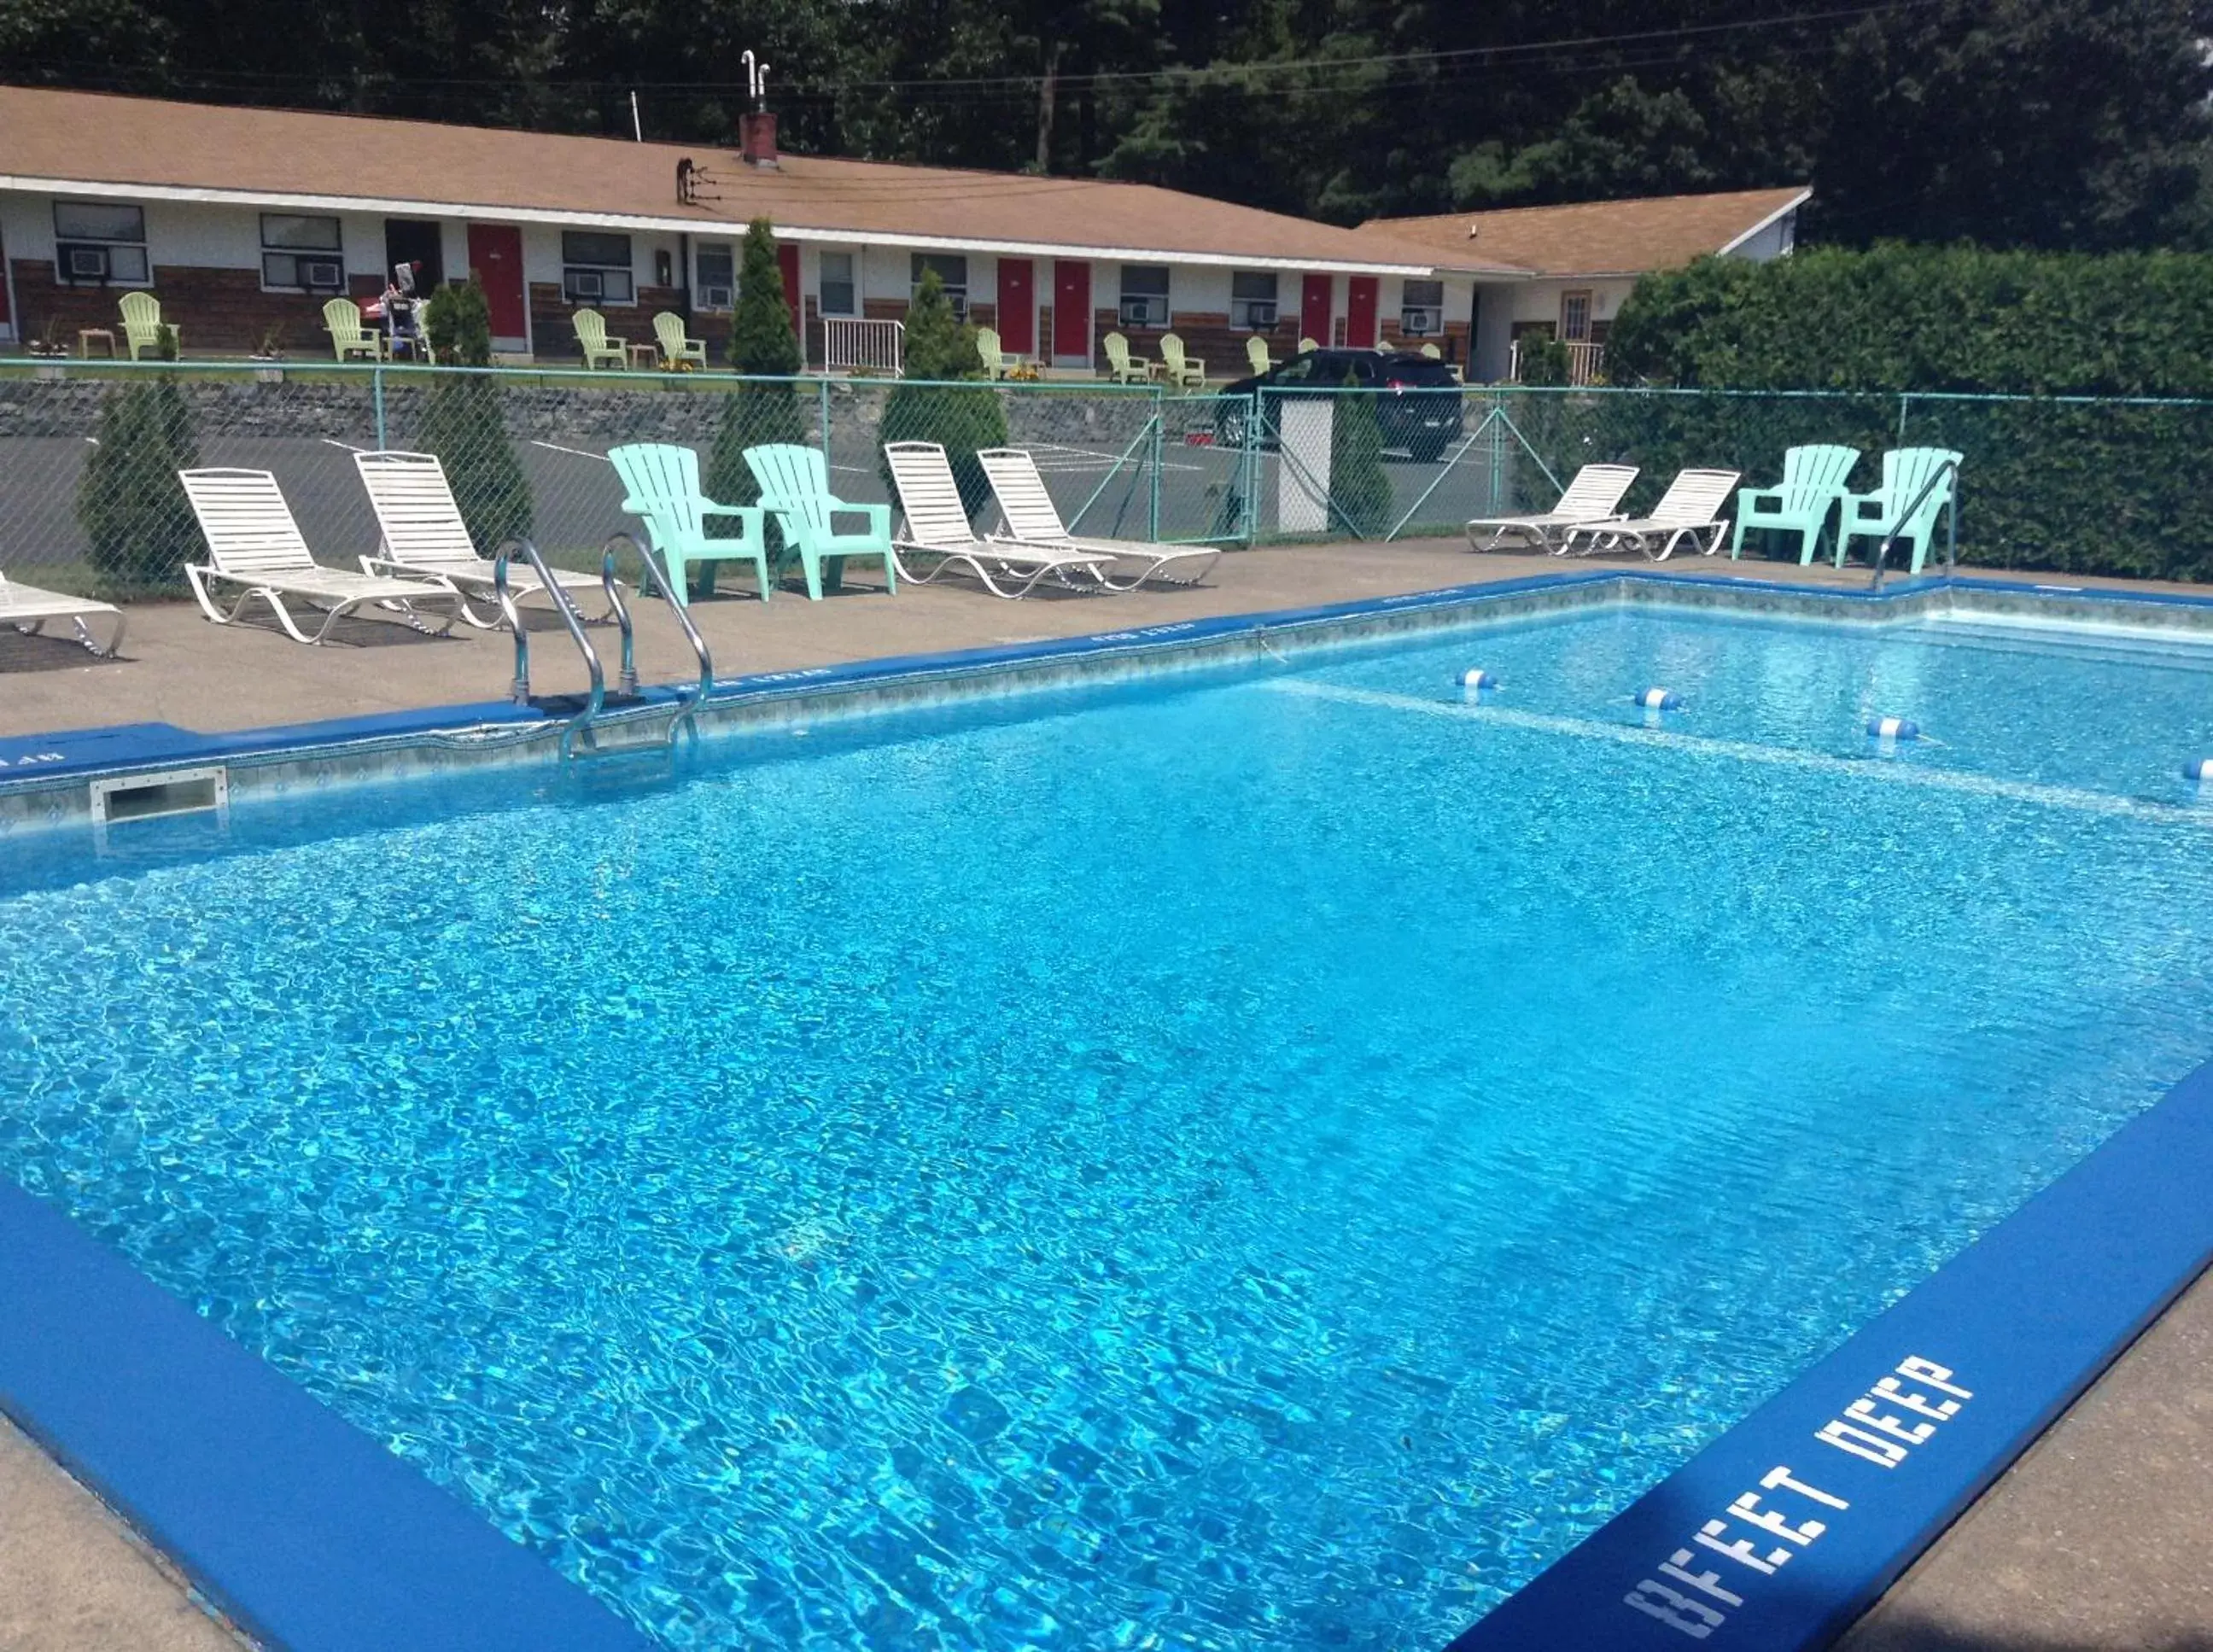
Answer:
[1446,1055,2213,1652]
[0,1182,654,1652]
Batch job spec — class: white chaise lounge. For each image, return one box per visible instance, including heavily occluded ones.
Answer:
[976,447,1222,591]
[0,569,126,656]
[353,449,613,629]
[884,441,1113,598]
[1465,463,1638,551]
[1556,468,1742,561]
[179,467,460,644]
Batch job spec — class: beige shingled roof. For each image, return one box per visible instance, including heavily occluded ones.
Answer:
[1360,187,1811,278]
[0,85,1455,274]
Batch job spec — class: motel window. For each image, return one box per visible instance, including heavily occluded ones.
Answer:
[562,231,635,305]
[260,213,346,294]
[1118,264,1170,329]
[52,201,149,286]
[911,253,967,318]
[1400,278,1445,337]
[695,244,734,309]
[1559,289,1593,342]
[818,252,856,317]
[1230,271,1278,330]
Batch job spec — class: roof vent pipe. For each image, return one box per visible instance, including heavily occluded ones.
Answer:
[739,52,778,168]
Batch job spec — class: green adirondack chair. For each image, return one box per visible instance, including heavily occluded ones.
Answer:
[1101,331,1148,384]
[118,290,172,360]
[572,306,628,371]
[651,311,707,370]
[1245,336,1272,377]
[975,325,1019,378]
[1157,333,1206,388]
[608,442,771,605]
[1836,447,1965,574]
[1730,444,1862,563]
[741,443,897,601]
[324,297,388,363]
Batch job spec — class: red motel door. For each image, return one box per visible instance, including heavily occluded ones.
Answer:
[997,259,1036,355]
[1299,274,1332,347]
[778,242,802,339]
[1346,276,1379,347]
[1053,260,1091,364]
[466,225,527,342]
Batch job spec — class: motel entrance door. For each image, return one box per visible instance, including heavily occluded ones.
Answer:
[465,224,528,354]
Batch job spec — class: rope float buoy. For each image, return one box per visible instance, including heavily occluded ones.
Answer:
[1634,687,1682,711]
[2186,757,2213,784]
[1867,716,1921,742]
[1457,668,1498,691]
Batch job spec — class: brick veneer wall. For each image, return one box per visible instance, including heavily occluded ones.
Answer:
[9,261,384,356]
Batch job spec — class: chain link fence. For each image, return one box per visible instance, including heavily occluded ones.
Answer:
[4,361,2211,598]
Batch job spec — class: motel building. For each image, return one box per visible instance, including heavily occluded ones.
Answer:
[0,85,1805,384]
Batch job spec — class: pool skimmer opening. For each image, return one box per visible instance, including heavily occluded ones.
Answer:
[89,765,230,827]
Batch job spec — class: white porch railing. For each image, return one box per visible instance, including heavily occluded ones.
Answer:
[823,317,904,376]
[1509,337,1606,387]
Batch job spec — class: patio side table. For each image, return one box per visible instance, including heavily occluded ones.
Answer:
[78,329,118,359]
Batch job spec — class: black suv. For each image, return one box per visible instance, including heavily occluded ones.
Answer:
[1216,347,1465,462]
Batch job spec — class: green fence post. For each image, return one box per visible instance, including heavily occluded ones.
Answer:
[1896,392,1911,444]
[1149,386,1165,541]
[818,376,832,458]
[1243,390,1260,546]
[372,364,387,450]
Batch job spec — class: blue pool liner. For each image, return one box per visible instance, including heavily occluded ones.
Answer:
[1447,1054,2213,1652]
[0,1183,651,1651]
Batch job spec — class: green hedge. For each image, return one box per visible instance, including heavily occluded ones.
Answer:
[1591,246,2213,580]
[1608,245,2213,396]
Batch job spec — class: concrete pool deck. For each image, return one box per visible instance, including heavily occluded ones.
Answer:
[2,536,2210,1651]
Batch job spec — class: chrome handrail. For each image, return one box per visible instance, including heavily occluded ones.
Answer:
[1869,458,1961,591]
[604,534,715,745]
[495,539,604,759]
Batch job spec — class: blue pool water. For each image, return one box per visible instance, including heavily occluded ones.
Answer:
[3,604,2212,1649]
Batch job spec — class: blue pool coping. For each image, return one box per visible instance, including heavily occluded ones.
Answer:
[2,563,2212,1649]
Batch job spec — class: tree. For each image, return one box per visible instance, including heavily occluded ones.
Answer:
[703,219,809,588]
[412,281,531,552]
[75,373,199,596]
[878,269,1007,519]
[1327,371,1390,537]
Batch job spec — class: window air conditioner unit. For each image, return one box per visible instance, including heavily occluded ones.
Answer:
[302,259,345,291]
[700,284,733,308]
[569,271,604,300]
[60,243,110,281]
[1241,302,1277,329]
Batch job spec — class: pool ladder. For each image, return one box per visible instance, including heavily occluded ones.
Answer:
[493,537,714,759]
[1867,457,1962,593]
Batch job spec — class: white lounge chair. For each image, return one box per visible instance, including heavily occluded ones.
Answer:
[975,448,1223,591]
[884,442,1114,599]
[179,468,459,644]
[1556,468,1742,561]
[1465,463,1638,551]
[353,450,613,629]
[0,569,125,656]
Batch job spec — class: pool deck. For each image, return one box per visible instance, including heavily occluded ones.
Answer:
[2,536,2210,1652]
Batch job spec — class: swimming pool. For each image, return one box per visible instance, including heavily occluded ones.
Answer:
[3,598,2210,1649]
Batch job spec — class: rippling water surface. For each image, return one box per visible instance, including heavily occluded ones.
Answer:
[2,607,2210,1649]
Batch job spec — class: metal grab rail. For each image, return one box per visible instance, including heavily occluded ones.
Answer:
[495,539,606,759]
[1868,458,1962,591]
[604,533,715,745]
